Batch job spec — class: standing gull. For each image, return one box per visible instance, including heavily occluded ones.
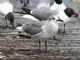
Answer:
[51,7,78,33]
[16,15,63,52]
[50,0,78,33]
[0,0,14,28]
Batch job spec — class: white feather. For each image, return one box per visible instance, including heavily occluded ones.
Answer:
[0,2,13,15]
[35,20,59,38]
[22,14,39,21]
[57,11,70,25]
[51,11,70,25]
[37,2,50,10]
[16,27,23,31]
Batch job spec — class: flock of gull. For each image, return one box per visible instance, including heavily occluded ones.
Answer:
[0,0,80,52]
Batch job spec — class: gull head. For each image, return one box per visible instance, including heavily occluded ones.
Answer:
[49,15,63,23]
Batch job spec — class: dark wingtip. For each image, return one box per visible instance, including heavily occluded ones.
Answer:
[21,7,31,14]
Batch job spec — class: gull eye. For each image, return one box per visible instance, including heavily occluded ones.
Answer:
[52,17,55,20]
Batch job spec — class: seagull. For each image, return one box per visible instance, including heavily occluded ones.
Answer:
[21,1,58,21]
[49,0,79,33]
[0,0,14,28]
[51,7,78,33]
[16,15,63,52]
[21,7,58,21]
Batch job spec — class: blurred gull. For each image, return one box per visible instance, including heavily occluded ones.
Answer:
[51,7,78,33]
[0,0,14,28]
[21,1,58,21]
[50,0,79,33]
[21,7,58,21]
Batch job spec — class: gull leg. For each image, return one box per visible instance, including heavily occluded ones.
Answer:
[58,24,66,34]
[4,15,8,28]
[12,23,15,29]
[63,24,66,34]
[39,39,41,53]
[10,22,15,29]
[45,40,48,53]
[5,19,8,28]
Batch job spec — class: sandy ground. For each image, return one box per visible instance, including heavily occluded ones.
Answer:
[0,0,80,60]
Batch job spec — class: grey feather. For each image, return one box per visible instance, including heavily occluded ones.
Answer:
[22,21,44,35]
[31,9,58,20]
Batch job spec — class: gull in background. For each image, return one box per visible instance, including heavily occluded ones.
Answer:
[49,0,79,33]
[51,7,78,33]
[0,0,14,28]
[21,1,58,21]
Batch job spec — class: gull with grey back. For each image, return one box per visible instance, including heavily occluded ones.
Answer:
[21,1,58,21]
[16,15,63,52]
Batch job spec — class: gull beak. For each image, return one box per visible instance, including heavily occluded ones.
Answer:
[57,17,63,22]
[73,12,79,17]
[57,19,63,22]
[73,10,80,18]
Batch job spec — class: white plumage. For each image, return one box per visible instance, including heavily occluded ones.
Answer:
[34,20,59,38]
[0,1,13,15]
[50,1,67,11]
[36,2,50,10]
[56,10,70,25]
[0,0,14,28]
[22,14,39,21]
